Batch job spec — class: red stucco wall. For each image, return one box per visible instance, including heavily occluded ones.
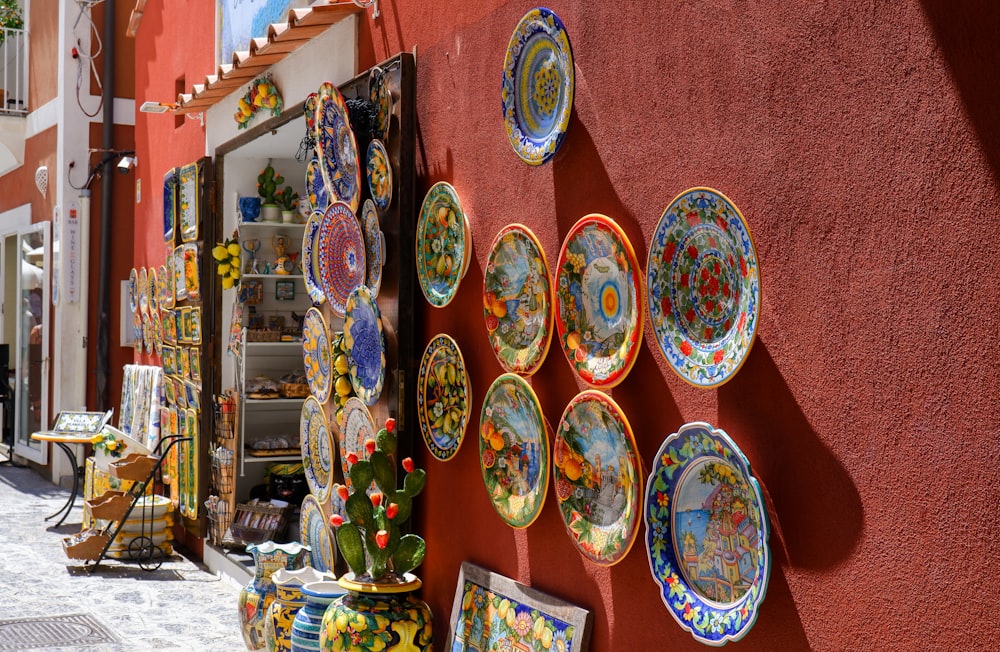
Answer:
[354,1,1000,649]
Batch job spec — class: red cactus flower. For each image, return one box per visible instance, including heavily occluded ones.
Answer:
[370,492,383,507]
[346,452,359,465]
[402,457,415,473]
[336,485,349,502]
[329,514,344,527]
[375,530,389,549]
[365,438,376,455]
[386,503,399,519]
[385,418,396,433]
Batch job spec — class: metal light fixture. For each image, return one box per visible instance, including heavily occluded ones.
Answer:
[139,100,203,126]
[117,155,137,174]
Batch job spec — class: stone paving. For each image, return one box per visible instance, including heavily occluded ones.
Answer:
[0,462,247,651]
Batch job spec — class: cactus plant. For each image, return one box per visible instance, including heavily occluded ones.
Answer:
[275,185,299,212]
[257,164,285,206]
[329,417,426,584]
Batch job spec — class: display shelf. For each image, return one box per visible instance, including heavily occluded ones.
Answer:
[242,274,305,280]
[242,454,301,463]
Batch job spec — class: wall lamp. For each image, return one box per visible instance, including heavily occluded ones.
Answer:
[139,100,204,126]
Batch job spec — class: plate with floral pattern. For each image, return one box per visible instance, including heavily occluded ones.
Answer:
[479,373,549,528]
[554,214,643,388]
[338,396,375,489]
[142,311,154,355]
[128,268,138,313]
[554,390,642,566]
[302,209,326,305]
[305,153,329,214]
[483,224,553,375]
[343,285,385,406]
[417,334,471,461]
[360,199,385,297]
[366,139,392,214]
[304,92,319,134]
[370,65,392,141]
[302,307,333,404]
[158,264,174,310]
[300,494,336,572]
[644,421,770,645]
[502,7,574,165]
[152,311,163,357]
[137,267,149,315]
[314,81,360,213]
[300,395,334,504]
[647,188,760,388]
[148,267,159,313]
[416,182,472,307]
[182,243,200,300]
[317,201,366,316]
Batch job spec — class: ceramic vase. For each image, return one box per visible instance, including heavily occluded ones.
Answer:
[281,210,297,224]
[265,567,335,652]
[261,204,281,222]
[239,196,262,222]
[319,574,433,651]
[239,541,310,651]
[291,581,346,652]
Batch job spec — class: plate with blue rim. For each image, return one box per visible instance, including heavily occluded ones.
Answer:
[300,395,334,504]
[302,307,333,404]
[343,284,385,406]
[314,81,360,213]
[360,199,385,298]
[302,209,327,305]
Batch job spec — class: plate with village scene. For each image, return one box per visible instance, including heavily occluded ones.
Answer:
[317,201,366,316]
[369,65,392,141]
[366,139,392,214]
[302,307,333,404]
[553,390,642,566]
[644,421,770,646]
[416,182,472,308]
[647,188,760,388]
[300,395,334,504]
[338,396,375,491]
[417,334,471,461]
[300,493,336,572]
[314,81,360,213]
[479,373,549,529]
[554,214,643,388]
[343,284,385,406]
[302,209,327,305]
[502,7,574,165]
[483,223,553,375]
[360,199,385,297]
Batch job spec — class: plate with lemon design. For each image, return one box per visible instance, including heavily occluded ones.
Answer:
[416,182,472,308]
[479,373,549,528]
[302,307,333,404]
[417,334,471,461]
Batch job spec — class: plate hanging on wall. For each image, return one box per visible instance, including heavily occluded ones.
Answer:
[360,199,385,298]
[300,494,336,573]
[302,307,333,404]
[302,209,327,305]
[366,139,392,214]
[300,395,334,504]
[314,81,360,213]
[305,153,330,215]
[316,201,366,316]
[178,162,199,242]
[417,334,471,462]
[416,182,472,308]
[338,396,375,490]
[369,65,392,142]
[343,285,385,406]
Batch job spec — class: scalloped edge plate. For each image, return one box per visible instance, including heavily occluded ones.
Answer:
[417,333,471,462]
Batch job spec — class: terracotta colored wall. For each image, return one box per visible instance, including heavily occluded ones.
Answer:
[0,126,55,216]
[355,1,1000,650]
[27,0,58,108]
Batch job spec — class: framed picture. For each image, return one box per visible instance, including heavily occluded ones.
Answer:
[241,279,263,305]
[174,379,188,409]
[185,381,201,412]
[178,346,191,379]
[162,346,177,375]
[447,562,592,652]
[188,307,202,344]
[268,315,285,331]
[163,374,177,406]
[190,347,202,383]
[275,279,296,300]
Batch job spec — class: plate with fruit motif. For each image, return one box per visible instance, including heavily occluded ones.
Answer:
[366,139,392,214]
[416,182,472,308]
[317,201,366,316]
[314,81,360,213]
[158,264,173,310]
[479,373,549,528]
[300,395,334,504]
[554,390,642,566]
[417,334,471,461]
[300,494,336,572]
[302,209,326,305]
[137,267,149,315]
[647,188,760,388]
[343,285,385,406]
[302,307,333,404]
[338,396,375,490]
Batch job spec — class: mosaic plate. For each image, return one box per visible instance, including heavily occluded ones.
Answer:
[305,153,330,215]
[479,373,549,528]
[343,285,385,406]
[554,390,642,566]
[502,7,574,165]
[483,224,553,375]
[370,65,392,141]
[302,307,333,404]
[300,494,336,573]
[338,396,375,489]
[302,209,327,305]
[128,268,138,313]
[554,214,643,388]
[300,395,334,504]
[137,267,149,314]
[647,188,760,388]
[178,162,199,242]
[317,201,366,316]
[360,199,385,297]
[366,139,392,214]
[416,182,471,308]
[645,421,770,645]
[417,334,471,461]
[314,81,360,213]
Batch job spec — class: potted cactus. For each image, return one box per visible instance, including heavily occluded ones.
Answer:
[275,186,300,223]
[257,163,286,222]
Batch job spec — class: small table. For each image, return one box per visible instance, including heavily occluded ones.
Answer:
[30,432,103,527]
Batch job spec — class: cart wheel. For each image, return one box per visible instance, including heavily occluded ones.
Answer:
[126,536,164,571]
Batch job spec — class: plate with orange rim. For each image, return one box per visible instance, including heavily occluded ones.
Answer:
[417,333,471,462]
[416,182,472,308]
[366,139,392,214]
[553,214,643,388]
[314,81,360,212]
[302,307,333,404]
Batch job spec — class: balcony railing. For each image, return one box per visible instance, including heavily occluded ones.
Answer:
[0,26,26,116]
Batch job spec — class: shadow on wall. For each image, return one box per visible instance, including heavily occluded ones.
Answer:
[719,340,864,570]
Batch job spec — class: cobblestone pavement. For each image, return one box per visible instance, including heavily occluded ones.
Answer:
[0,462,246,651]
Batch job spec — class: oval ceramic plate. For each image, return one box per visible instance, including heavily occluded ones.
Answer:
[483,224,553,375]
[366,139,392,214]
[554,214,643,388]
[302,307,333,404]
[502,7,574,165]
[128,268,138,313]
[314,81,360,213]
[172,246,188,302]
[151,311,163,357]
[137,267,149,314]
[479,373,549,528]
[417,334,471,461]
[163,169,176,244]
[338,396,375,489]
[370,66,392,141]
[317,202,366,316]
[158,264,173,310]
[416,182,471,308]
[148,267,159,313]
[142,312,153,355]
[554,391,642,566]
[304,92,319,135]
[305,153,329,214]
[343,285,385,406]
[360,199,385,297]
[182,243,200,300]
[647,188,760,388]
[645,421,770,645]
[302,209,326,305]
[300,494,336,573]
[300,395,334,504]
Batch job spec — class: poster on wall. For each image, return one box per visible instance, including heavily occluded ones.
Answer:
[218,0,310,64]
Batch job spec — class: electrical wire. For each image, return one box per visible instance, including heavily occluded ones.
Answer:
[73,0,105,118]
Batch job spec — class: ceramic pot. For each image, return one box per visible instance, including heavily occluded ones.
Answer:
[240,196,262,222]
[265,567,335,652]
[291,581,346,652]
[261,204,281,222]
[319,573,433,651]
[282,210,297,224]
[239,541,310,651]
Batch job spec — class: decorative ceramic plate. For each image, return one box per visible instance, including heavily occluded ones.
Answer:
[178,162,199,242]
[182,243,200,300]
[315,81,361,213]
[483,224,553,375]
[170,246,187,302]
[645,421,770,645]
[416,182,471,308]
[343,285,385,406]
[366,139,392,214]
[133,312,143,349]
[305,154,329,214]
[417,334,471,461]
[370,65,392,141]
[163,309,177,343]
[554,214,643,388]
[317,201,366,316]
[128,268,138,313]
[479,373,549,528]
[158,264,173,310]
[300,395,334,504]
[163,168,176,244]
[142,312,153,354]
[338,396,375,489]
[554,390,642,566]
[151,311,163,357]
[304,92,319,134]
[360,199,385,297]
[300,494,336,573]
[502,7,574,165]
[302,209,327,305]
[302,307,333,404]
[148,267,159,313]
[137,267,149,314]
[647,188,760,388]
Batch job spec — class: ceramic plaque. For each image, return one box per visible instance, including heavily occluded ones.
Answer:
[317,201,366,316]
[163,168,177,244]
[417,334,471,461]
[343,285,385,406]
[178,162,199,243]
[416,182,471,308]
[300,395,334,504]
[314,81,360,212]
[128,268,138,313]
[302,307,333,404]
